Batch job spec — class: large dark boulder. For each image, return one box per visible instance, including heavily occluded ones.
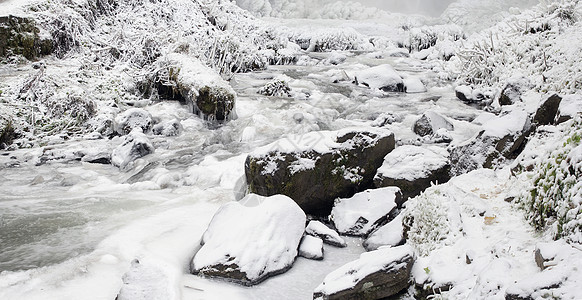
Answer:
[245,128,395,216]
[313,245,415,300]
[191,194,306,286]
[374,145,451,200]
[449,110,531,176]
[0,15,52,60]
[533,94,561,126]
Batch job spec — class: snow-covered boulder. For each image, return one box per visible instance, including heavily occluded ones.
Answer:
[413,111,454,137]
[449,109,531,176]
[161,53,236,121]
[115,108,153,135]
[354,64,405,92]
[374,145,451,200]
[191,194,306,286]
[557,94,582,123]
[298,235,324,260]
[305,220,346,248]
[498,77,532,106]
[330,187,402,236]
[403,76,426,93]
[363,214,405,251]
[245,128,395,216]
[313,245,415,300]
[533,94,561,126]
[455,85,492,106]
[116,259,174,300]
[111,129,154,170]
[152,119,182,137]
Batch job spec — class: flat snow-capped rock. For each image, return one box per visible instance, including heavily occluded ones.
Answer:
[245,127,395,216]
[354,64,405,92]
[191,194,306,286]
[313,245,415,300]
[374,145,451,200]
[111,129,154,170]
[331,187,402,236]
[298,235,324,260]
[363,214,405,251]
[305,220,347,248]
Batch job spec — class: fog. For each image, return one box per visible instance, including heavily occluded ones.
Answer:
[351,0,456,16]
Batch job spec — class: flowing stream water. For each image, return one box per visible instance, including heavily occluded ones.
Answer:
[0,51,482,299]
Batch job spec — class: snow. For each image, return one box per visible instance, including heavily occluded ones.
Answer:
[313,245,414,296]
[250,127,392,156]
[375,145,449,181]
[558,94,582,120]
[331,187,401,236]
[364,214,404,251]
[403,76,426,93]
[192,194,306,284]
[305,220,347,248]
[482,109,529,138]
[298,235,324,260]
[116,259,175,300]
[354,64,403,91]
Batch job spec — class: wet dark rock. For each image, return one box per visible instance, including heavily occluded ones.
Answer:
[533,94,561,126]
[245,129,395,216]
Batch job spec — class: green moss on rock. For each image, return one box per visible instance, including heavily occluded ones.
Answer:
[0,15,53,60]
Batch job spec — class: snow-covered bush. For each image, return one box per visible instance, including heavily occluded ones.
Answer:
[450,1,582,91]
[398,24,465,53]
[284,27,366,52]
[517,115,582,242]
[403,188,454,256]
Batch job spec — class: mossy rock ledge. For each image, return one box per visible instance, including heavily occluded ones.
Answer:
[0,15,53,60]
[159,53,236,121]
[245,128,396,216]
